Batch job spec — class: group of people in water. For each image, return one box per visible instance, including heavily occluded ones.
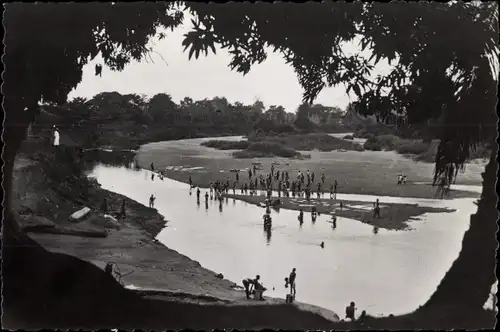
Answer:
[229,163,339,201]
[146,160,374,320]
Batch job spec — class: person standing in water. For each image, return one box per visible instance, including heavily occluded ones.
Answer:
[298,209,304,223]
[150,162,154,172]
[288,268,297,297]
[149,194,156,208]
[196,187,201,200]
[373,199,381,218]
[189,176,193,187]
[345,301,357,321]
[321,172,325,184]
[205,191,209,203]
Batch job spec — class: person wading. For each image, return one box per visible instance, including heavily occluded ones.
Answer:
[373,199,381,219]
[149,194,156,208]
[345,301,357,321]
[288,268,297,298]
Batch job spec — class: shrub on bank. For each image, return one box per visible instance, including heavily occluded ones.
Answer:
[263,133,364,152]
[343,135,354,140]
[354,124,399,138]
[233,141,304,159]
[414,140,491,163]
[373,134,400,150]
[363,137,383,151]
[395,140,430,155]
[201,140,249,150]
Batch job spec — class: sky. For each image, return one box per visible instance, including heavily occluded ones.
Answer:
[69,12,392,113]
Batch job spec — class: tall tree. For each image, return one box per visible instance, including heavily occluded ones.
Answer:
[147,93,178,123]
[3,2,183,239]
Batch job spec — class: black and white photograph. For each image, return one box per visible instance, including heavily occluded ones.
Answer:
[2,1,498,330]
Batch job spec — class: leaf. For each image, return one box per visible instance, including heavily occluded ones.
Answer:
[188,46,195,60]
[209,42,216,55]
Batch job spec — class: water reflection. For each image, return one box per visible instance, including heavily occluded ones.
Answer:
[89,163,477,317]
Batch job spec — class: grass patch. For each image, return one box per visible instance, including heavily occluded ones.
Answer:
[251,133,365,152]
[232,141,306,159]
[204,133,364,159]
[201,140,249,150]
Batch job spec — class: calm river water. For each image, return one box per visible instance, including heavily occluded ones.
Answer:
[89,162,485,316]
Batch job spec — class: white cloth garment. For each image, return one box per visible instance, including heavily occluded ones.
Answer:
[53,129,60,146]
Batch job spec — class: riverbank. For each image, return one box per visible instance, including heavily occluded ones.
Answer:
[8,138,342,328]
[223,193,454,231]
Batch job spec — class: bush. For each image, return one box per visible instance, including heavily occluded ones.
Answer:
[246,141,301,158]
[268,133,364,152]
[374,134,400,150]
[201,140,249,150]
[363,137,383,151]
[343,135,354,140]
[353,124,400,138]
[395,141,430,155]
[469,144,491,160]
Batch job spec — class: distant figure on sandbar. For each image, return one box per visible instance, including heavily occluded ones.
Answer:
[320,241,324,249]
[196,187,201,200]
[331,215,337,229]
[149,194,156,208]
[205,192,209,203]
[298,209,304,223]
[189,176,193,187]
[150,162,154,171]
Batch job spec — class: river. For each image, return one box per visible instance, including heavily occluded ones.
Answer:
[89,158,487,317]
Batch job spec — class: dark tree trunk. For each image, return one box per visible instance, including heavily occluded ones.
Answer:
[2,112,29,244]
[421,145,498,312]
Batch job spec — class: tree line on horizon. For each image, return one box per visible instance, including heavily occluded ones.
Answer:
[34,91,356,147]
